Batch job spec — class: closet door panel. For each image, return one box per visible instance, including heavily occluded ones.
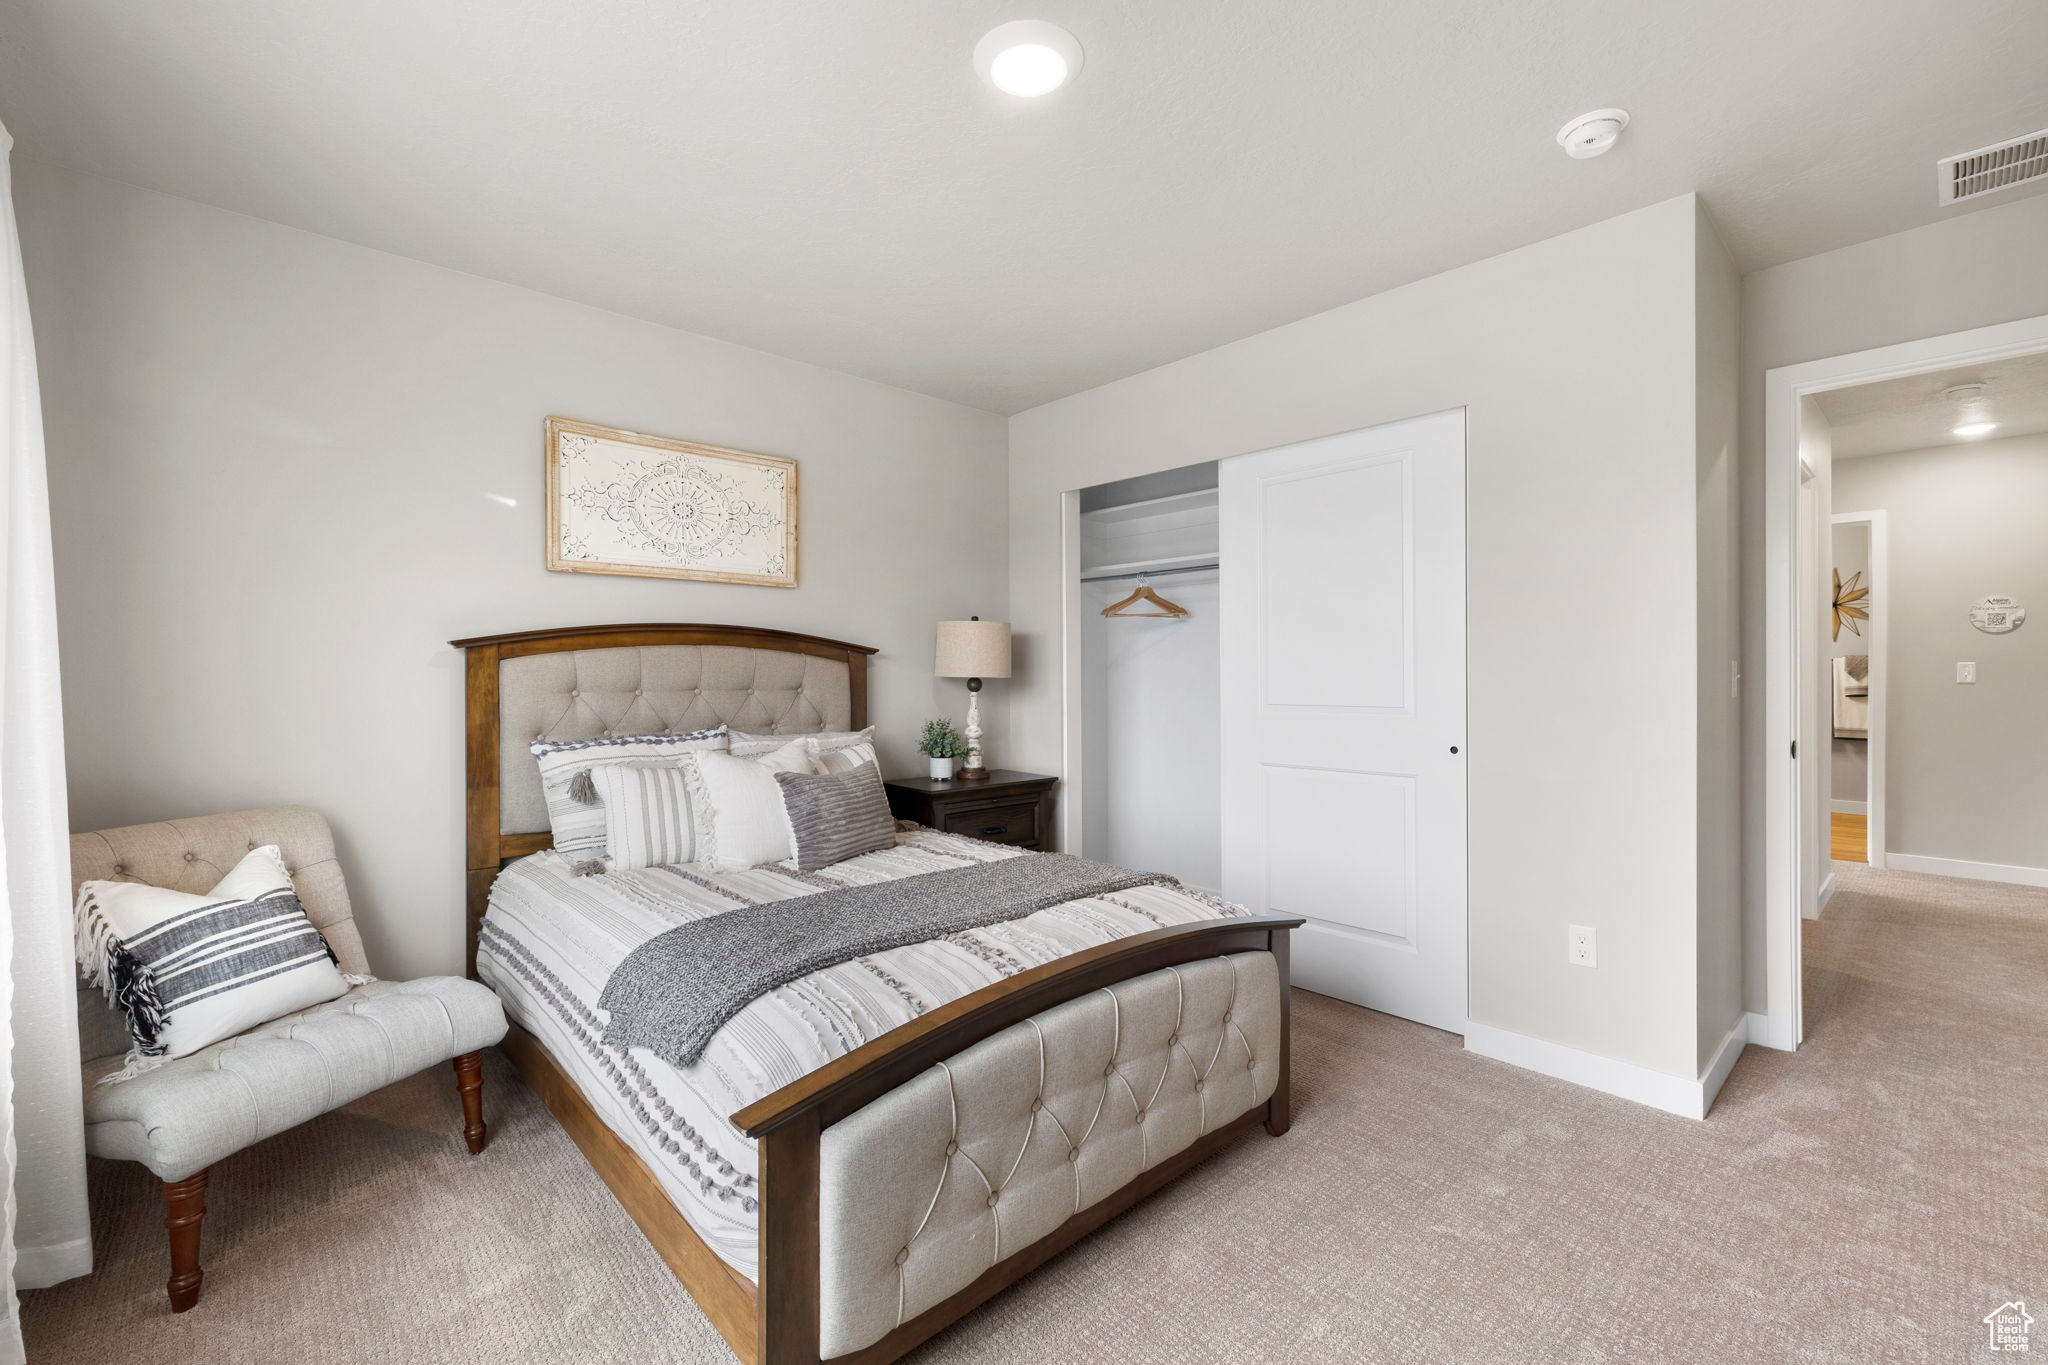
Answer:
[1259,455,1410,711]
[1263,767,1415,943]
[1220,408,1467,1034]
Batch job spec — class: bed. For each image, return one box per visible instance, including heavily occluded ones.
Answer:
[452,623,1299,1365]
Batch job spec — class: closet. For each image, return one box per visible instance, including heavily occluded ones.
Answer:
[1072,409,1469,1034]
[1076,464,1222,891]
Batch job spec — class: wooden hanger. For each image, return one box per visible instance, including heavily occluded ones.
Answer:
[1100,580,1190,618]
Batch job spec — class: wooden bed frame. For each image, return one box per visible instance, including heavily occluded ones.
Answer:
[453,622,1300,1365]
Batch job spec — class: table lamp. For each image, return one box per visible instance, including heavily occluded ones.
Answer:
[934,617,1011,781]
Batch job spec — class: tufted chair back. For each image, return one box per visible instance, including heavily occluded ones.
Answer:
[69,805,370,1064]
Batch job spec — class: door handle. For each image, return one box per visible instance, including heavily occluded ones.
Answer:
[1449,745,1460,755]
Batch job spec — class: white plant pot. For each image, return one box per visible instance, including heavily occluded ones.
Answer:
[928,756,959,780]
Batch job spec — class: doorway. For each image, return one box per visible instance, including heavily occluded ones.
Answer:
[1763,310,2048,1049]
[1824,510,1886,876]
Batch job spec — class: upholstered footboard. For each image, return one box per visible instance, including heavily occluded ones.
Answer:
[500,913,1300,1365]
[815,952,1281,1359]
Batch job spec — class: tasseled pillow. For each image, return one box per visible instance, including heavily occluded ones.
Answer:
[74,846,369,1083]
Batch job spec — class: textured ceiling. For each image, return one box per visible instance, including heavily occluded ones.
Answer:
[1819,351,2048,459]
[2,0,2045,412]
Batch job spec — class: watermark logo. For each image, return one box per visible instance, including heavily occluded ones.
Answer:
[1985,1301,2034,1353]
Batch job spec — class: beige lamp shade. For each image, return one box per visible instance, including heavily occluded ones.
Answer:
[935,619,1012,679]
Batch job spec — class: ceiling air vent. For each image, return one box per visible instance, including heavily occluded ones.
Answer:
[1938,127,2048,206]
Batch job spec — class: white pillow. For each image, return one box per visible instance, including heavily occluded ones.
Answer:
[685,740,818,869]
[811,740,878,774]
[74,846,357,1081]
[730,726,874,760]
[530,726,728,863]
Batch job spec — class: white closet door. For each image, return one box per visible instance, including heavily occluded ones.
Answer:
[1219,409,1467,1033]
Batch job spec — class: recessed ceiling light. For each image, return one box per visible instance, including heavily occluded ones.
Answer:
[1952,421,1999,438]
[975,21,1082,98]
[1556,108,1630,159]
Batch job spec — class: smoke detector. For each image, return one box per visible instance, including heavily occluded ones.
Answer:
[1556,109,1629,160]
[1944,383,1996,438]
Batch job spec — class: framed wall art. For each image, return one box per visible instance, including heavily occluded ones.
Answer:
[544,417,798,587]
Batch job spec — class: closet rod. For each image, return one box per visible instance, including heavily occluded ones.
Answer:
[1078,561,1220,584]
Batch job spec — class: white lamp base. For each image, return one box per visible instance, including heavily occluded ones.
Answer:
[960,684,989,780]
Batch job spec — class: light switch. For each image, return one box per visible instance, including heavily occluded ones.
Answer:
[1957,662,1977,684]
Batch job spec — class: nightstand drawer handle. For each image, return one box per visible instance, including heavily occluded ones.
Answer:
[979,824,1008,837]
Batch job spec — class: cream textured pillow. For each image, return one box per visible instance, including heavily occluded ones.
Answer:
[730,726,874,760]
[74,846,360,1081]
[811,740,878,775]
[686,740,820,869]
[530,726,728,863]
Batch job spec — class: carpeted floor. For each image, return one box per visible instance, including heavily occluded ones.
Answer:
[24,862,2048,1364]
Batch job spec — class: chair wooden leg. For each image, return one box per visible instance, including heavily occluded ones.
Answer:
[162,1170,208,1312]
[453,1050,488,1154]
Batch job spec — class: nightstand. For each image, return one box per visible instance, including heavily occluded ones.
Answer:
[884,771,1058,851]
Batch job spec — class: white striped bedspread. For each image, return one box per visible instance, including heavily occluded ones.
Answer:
[476,825,1248,1281]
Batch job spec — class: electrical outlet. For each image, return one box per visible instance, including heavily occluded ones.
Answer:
[1568,924,1597,967]
[1957,662,1977,684]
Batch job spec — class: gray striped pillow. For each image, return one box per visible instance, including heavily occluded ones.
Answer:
[589,761,705,872]
[774,760,897,873]
[530,726,727,861]
[74,846,354,1081]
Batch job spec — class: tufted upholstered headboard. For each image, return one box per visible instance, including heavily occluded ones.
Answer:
[449,623,878,971]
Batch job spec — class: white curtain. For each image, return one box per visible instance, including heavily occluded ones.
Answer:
[1,120,93,1359]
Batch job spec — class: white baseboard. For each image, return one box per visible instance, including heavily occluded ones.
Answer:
[1807,871,1836,920]
[1830,799,1867,815]
[1464,1020,1748,1121]
[1697,1018,1748,1116]
[1884,852,2048,889]
[12,1233,92,1289]
[1745,1010,1790,1052]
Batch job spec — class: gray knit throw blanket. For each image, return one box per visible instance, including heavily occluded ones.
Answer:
[597,853,1172,1069]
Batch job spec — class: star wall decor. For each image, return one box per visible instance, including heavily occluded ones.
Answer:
[1832,568,1870,641]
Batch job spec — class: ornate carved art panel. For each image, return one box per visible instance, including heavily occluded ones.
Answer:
[545,417,797,587]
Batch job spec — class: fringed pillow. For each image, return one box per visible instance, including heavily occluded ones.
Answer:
[530,726,729,871]
[682,740,820,870]
[74,846,367,1083]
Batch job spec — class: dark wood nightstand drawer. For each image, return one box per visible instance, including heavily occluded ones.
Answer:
[941,801,1039,847]
[884,770,1059,852]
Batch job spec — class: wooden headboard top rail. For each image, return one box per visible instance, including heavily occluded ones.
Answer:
[450,623,877,972]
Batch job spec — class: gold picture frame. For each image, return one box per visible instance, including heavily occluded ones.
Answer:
[544,416,798,587]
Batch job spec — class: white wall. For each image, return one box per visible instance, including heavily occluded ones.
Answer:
[1834,434,2048,871]
[1739,190,2048,1009]
[1796,397,1834,911]
[1693,201,1742,1069]
[1011,196,1723,1083]
[1079,574,1221,890]
[17,160,1009,978]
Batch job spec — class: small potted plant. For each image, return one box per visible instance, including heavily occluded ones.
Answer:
[919,718,968,780]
